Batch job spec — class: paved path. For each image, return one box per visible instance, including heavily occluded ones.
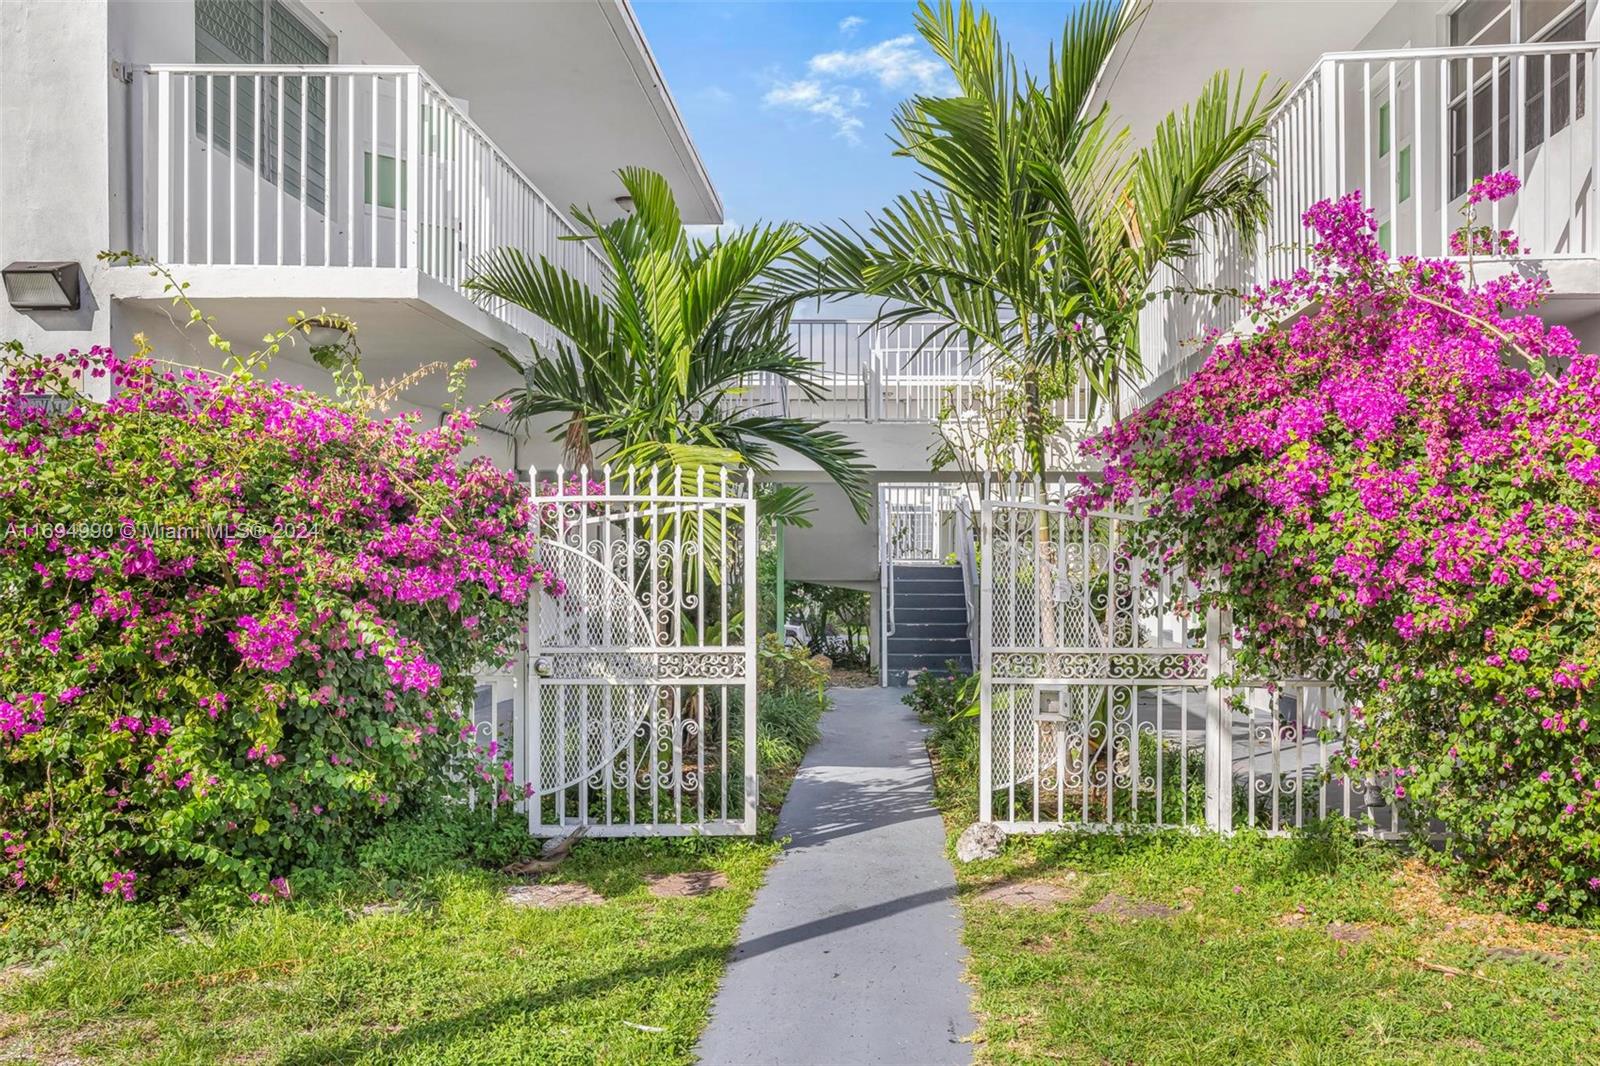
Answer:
[696,686,974,1066]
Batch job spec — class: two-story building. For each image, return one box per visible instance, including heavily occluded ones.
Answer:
[0,0,722,473]
[771,1,1600,681]
[1092,0,1600,397]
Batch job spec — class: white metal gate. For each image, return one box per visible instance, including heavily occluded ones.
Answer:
[979,485,1404,837]
[518,465,758,837]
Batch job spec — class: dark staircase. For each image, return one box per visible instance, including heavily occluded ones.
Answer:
[886,563,973,686]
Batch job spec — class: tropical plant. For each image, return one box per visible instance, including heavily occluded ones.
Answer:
[770,0,1280,474]
[1087,174,1600,919]
[0,327,549,902]
[465,167,869,517]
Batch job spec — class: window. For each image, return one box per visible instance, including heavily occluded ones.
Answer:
[195,0,331,212]
[1523,7,1587,151]
[363,152,408,210]
[1379,220,1393,253]
[1378,102,1391,156]
[1398,145,1413,202]
[1448,0,1587,198]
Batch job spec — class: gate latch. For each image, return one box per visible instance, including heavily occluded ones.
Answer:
[533,656,553,678]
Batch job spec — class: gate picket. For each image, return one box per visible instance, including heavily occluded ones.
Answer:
[512,464,758,837]
[978,481,1393,837]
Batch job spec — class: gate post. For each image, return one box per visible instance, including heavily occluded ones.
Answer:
[525,489,544,835]
[1203,606,1234,832]
[742,474,761,833]
[977,493,994,824]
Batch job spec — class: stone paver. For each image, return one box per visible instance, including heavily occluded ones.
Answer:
[504,882,605,908]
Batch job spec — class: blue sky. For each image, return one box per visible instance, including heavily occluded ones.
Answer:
[634,1,1077,231]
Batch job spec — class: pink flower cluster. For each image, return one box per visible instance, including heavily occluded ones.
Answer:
[1086,173,1600,917]
[102,870,137,902]
[0,344,560,900]
[229,602,301,672]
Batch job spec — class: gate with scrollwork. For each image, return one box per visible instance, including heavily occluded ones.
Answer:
[516,465,758,837]
[979,486,1383,836]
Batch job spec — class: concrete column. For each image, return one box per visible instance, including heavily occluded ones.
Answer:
[866,587,882,680]
[1,1,114,354]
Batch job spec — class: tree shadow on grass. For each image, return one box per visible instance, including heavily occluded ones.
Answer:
[279,884,957,1064]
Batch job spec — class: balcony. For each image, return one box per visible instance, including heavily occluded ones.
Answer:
[736,319,1096,428]
[133,64,606,352]
[1142,40,1600,395]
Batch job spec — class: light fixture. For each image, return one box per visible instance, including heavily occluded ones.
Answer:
[614,195,635,213]
[3,261,81,311]
[305,319,351,349]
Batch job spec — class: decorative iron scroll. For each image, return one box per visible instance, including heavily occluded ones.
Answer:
[989,650,1206,682]
[538,650,747,682]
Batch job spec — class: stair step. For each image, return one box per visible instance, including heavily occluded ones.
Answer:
[893,568,964,583]
[888,645,973,662]
[890,621,969,640]
[893,591,967,610]
[889,646,972,665]
[887,633,971,648]
[892,579,965,592]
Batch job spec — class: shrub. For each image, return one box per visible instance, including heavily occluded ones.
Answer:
[757,633,826,698]
[904,663,981,818]
[0,343,552,900]
[903,664,977,724]
[756,691,824,770]
[1088,173,1600,917]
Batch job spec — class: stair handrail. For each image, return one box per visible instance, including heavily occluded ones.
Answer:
[954,493,980,666]
[878,490,895,685]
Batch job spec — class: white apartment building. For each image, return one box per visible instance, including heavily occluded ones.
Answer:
[1096,0,1600,395]
[7,1,1596,681]
[0,0,722,472]
[779,0,1600,678]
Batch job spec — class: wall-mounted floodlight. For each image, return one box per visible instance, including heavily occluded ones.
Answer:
[2,261,81,311]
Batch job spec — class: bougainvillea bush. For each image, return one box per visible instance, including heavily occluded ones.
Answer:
[1088,174,1600,918]
[0,344,550,901]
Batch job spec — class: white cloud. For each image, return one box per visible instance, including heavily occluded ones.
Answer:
[838,15,866,36]
[807,34,955,94]
[760,30,952,146]
[762,79,867,143]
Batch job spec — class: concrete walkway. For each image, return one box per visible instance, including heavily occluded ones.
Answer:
[696,686,974,1066]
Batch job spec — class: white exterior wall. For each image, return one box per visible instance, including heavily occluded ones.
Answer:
[1132,0,1600,403]
[1,1,115,353]
[2,0,422,357]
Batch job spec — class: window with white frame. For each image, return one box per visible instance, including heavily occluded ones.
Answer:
[1448,0,1588,197]
[194,0,332,212]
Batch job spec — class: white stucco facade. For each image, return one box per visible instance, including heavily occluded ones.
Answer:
[0,0,721,470]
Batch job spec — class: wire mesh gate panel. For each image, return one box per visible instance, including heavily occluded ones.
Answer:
[980,494,1211,831]
[523,467,758,837]
[979,489,1392,836]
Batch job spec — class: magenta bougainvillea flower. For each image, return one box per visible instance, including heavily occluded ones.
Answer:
[0,348,560,899]
[1084,172,1600,918]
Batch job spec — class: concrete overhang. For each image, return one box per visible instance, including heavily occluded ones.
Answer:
[355,0,722,225]
[106,265,534,428]
[1087,0,1392,146]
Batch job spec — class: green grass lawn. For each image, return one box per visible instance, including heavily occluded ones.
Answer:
[955,828,1600,1065]
[2,838,772,1065]
[0,687,828,1065]
[905,689,1600,1064]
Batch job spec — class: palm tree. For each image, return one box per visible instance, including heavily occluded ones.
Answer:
[770,0,1281,475]
[465,166,869,517]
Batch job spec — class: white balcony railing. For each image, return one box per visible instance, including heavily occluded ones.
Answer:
[731,320,1097,428]
[138,65,607,348]
[1142,40,1600,396]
